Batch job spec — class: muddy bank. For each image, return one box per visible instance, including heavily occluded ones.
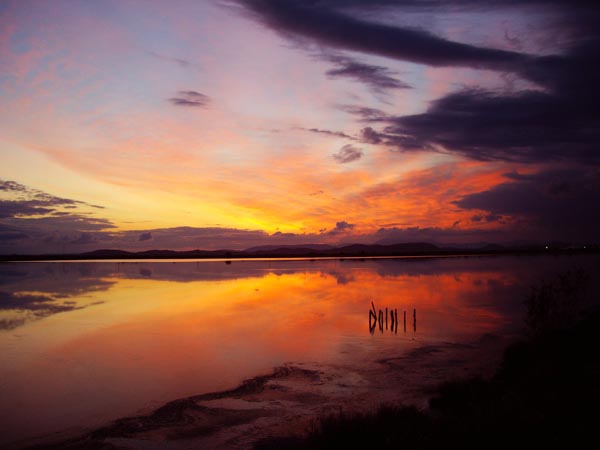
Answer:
[254,311,600,450]
[20,332,510,450]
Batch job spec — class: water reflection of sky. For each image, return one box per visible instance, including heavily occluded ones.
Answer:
[1,255,598,447]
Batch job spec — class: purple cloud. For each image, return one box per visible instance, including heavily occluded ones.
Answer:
[455,168,600,241]
[333,144,363,163]
[139,232,153,242]
[327,221,356,235]
[237,0,530,71]
[168,91,211,107]
[324,54,411,93]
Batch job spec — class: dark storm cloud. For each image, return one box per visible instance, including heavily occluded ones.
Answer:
[168,90,211,107]
[337,1,600,165]
[324,55,411,93]
[389,1,600,165]
[333,144,364,163]
[238,1,600,165]
[471,214,503,223]
[455,169,600,241]
[237,0,530,70]
[373,225,509,245]
[372,87,600,164]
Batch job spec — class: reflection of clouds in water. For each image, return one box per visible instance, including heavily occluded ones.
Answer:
[0,261,277,332]
[329,271,355,285]
[0,290,92,330]
[0,317,25,330]
[0,264,114,330]
[0,264,115,296]
[0,291,72,311]
[2,255,600,331]
[1,256,599,447]
[2,259,532,288]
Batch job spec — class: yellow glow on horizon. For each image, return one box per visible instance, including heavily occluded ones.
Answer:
[1,135,517,238]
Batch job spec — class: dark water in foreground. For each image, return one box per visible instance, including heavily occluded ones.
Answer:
[1,254,598,447]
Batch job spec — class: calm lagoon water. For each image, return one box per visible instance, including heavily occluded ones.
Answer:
[1,254,598,447]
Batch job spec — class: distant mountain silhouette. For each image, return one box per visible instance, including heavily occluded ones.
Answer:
[76,248,245,259]
[1,241,596,261]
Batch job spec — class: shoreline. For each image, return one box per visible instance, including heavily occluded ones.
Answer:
[16,331,513,450]
[253,310,600,450]
[2,247,597,263]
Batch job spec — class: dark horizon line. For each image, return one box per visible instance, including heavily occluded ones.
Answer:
[1,241,598,262]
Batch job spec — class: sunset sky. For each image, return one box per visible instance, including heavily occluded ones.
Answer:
[1,0,599,253]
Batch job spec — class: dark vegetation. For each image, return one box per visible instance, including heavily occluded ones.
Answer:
[525,268,589,337]
[255,270,599,450]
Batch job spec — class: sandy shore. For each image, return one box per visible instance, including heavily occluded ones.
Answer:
[19,332,511,450]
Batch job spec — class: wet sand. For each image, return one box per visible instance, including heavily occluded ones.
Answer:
[21,332,511,450]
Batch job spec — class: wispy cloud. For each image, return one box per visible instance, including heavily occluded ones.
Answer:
[0,180,108,220]
[168,90,211,107]
[324,54,410,93]
[297,127,356,140]
[338,105,388,122]
[149,51,193,68]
